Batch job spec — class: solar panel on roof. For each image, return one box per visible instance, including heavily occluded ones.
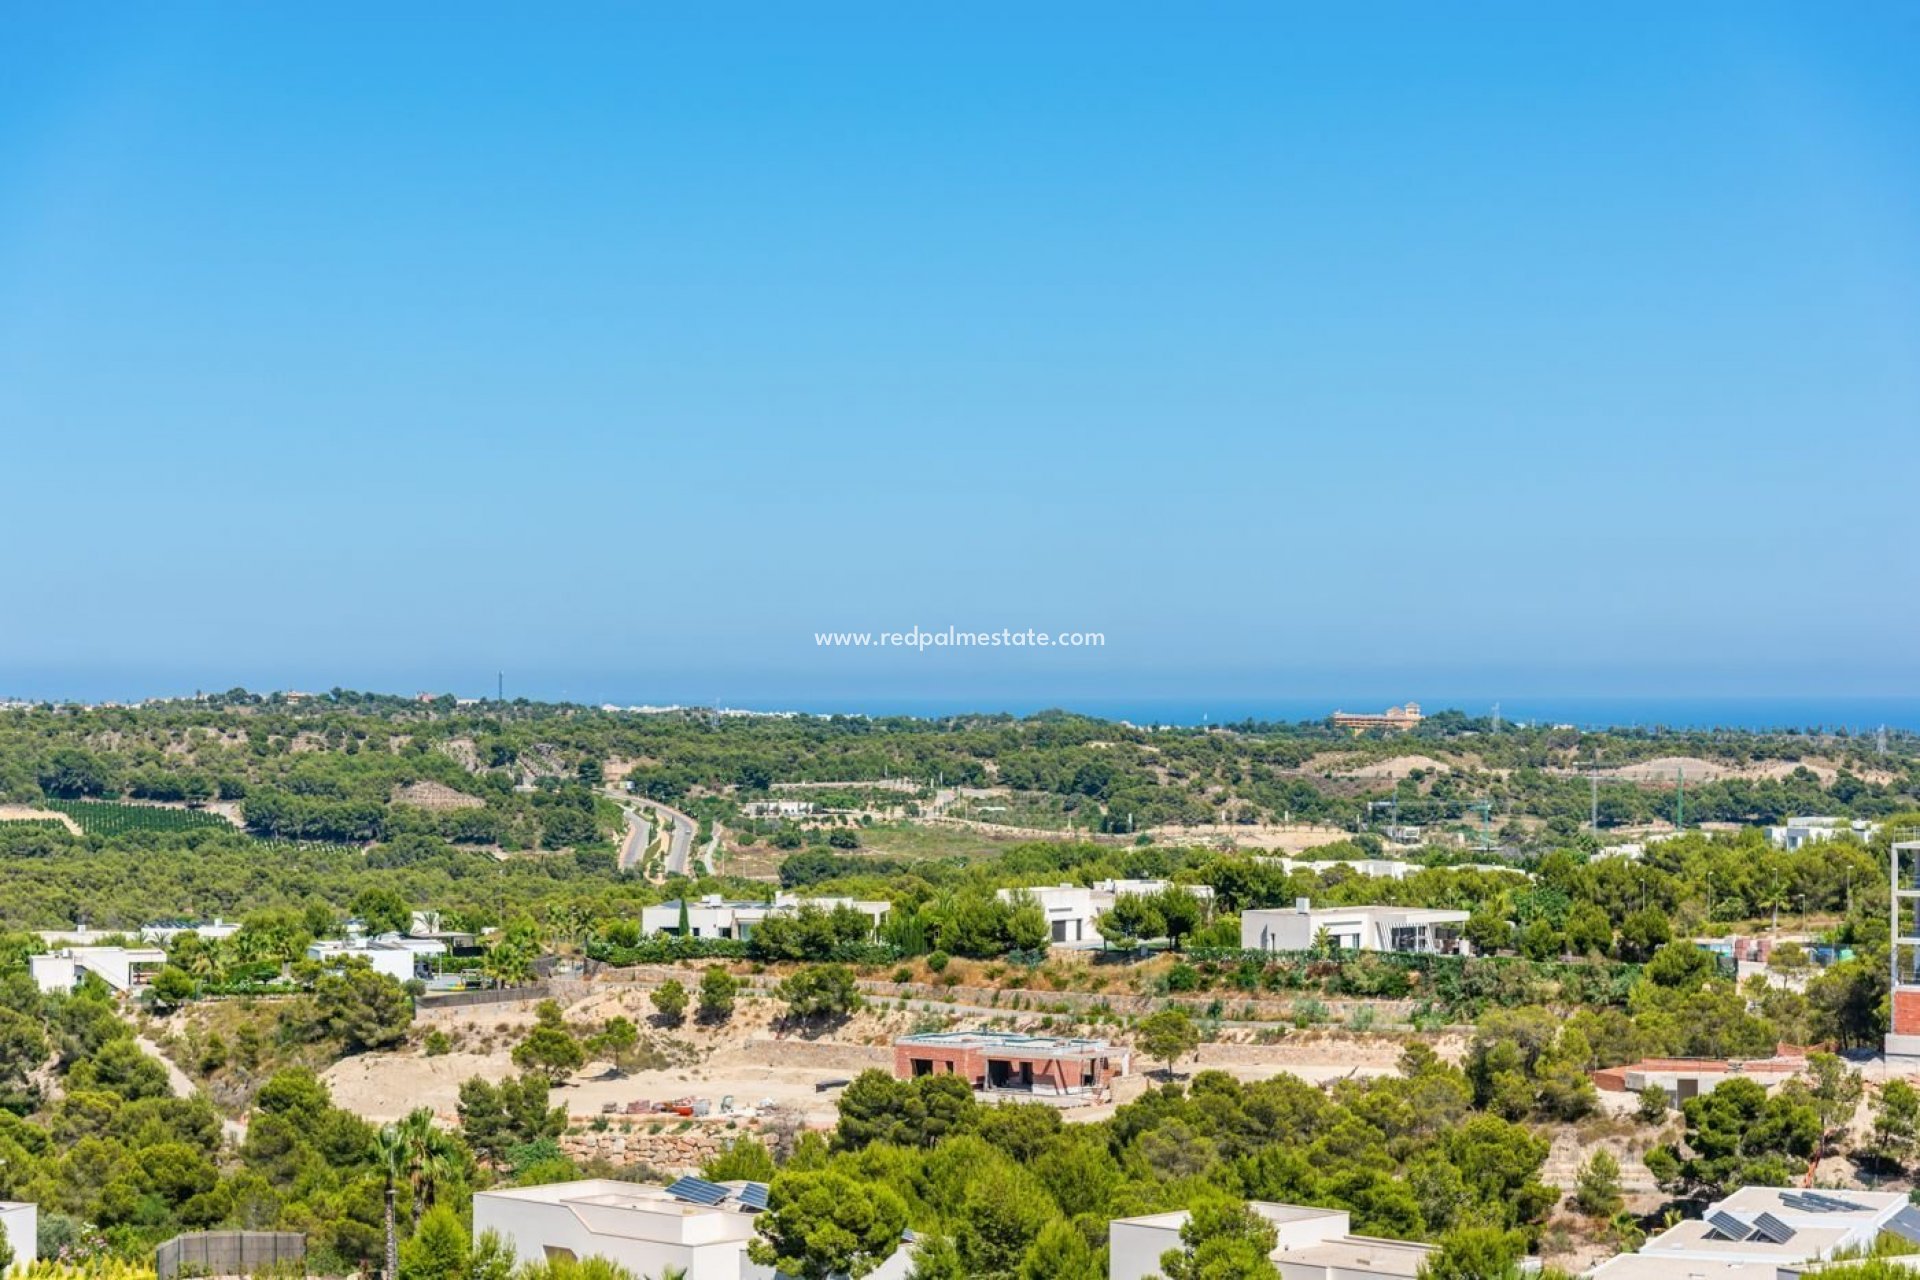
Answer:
[1803,1191,1861,1212]
[1751,1212,1796,1244]
[1706,1211,1754,1242]
[736,1183,770,1212]
[1886,1205,1920,1244]
[665,1176,729,1206]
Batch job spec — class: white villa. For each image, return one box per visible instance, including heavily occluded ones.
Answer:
[996,879,1214,947]
[1765,816,1881,851]
[1111,1202,1436,1280]
[29,945,167,995]
[1,1201,36,1271]
[139,918,241,946]
[306,934,446,984]
[1239,900,1470,955]
[639,893,889,943]
[1587,1186,1920,1279]
[470,1177,912,1280]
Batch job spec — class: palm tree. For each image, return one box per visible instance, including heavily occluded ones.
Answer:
[393,1107,458,1221]
[374,1123,405,1280]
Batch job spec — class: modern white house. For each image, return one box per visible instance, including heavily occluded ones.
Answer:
[29,945,167,994]
[1239,900,1471,955]
[474,1179,766,1280]
[997,879,1214,947]
[1765,816,1881,851]
[638,893,889,943]
[473,1177,918,1280]
[1261,857,1525,881]
[140,918,241,946]
[306,934,446,984]
[0,1201,36,1271]
[1111,1202,1436,1280]
[1586,1186,1920,1279]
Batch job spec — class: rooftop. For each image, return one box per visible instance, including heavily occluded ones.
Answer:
[898,1030,1117,1056]
[1283,1236,1433,1277]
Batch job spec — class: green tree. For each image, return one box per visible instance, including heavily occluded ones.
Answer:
[1572,1151,1623,1218]
[649,981,688,1027]
[589,1016,641,1072]
[1804,1052,1864,1160]
[697,967,739,1023]
[511,1002,585,1083]
[1137,1009,1201,1078]
[777,965,861,1023]
[459,1074,565,1169]
[146,965,198,1013]
[1420,1227,1529,1280]
[748,1170,909,1280]
[352,887,413,937]
[1159,1196,1280,1280]
[400,1203,470,1280]
[957,1161,1054,1280]
[1873,1077,1920,1169]
[1018,1219,1101,1280]
[704,1136,777,1182]
[312,964,414,1052]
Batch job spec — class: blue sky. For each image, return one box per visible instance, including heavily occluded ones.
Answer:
[2,4,1916,709]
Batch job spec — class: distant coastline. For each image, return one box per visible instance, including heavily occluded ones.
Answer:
[9,686,1920,734]
[593,694,1920,732]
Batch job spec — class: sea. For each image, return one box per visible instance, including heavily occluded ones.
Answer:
[623,695,1920,733]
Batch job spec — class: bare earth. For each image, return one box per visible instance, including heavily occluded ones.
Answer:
[0,805,82,835]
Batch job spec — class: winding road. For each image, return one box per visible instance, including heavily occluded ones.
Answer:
[615,794,699,877]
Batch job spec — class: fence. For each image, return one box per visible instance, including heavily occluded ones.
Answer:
[156,1232,305,1280]
[415,982,550,1011]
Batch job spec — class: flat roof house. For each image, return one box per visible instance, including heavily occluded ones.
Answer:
[28,945,167,995]
[638,893,888,943]
[473,1178,773,1280]
[1240,900,1471,955]
[472,1177,919,1280]
[1111,1202,1436,1280]
[306,934,446,985]
[1,1201,36,1271]
[1586,1186,1918,1279]
[894,1030,1128,1097]
[996,879,1213,947]
[140,918,241,946]
[1766,816,1881,852]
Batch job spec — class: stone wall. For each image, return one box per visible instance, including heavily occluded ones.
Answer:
[559,1121,754,1173]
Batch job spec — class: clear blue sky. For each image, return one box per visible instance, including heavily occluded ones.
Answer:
[3,4,1916,710]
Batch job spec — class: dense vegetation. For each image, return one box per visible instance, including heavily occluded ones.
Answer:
[5,695,1920,1280]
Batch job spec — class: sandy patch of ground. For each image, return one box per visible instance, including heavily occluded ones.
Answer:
[0,805,82,835]
[1582,754,1888,786]
[392,780,485,811]
[329,991,894,1127]
[321,983,1470,1132]
[1151,823,1353,852]
[1331,755,1456,780]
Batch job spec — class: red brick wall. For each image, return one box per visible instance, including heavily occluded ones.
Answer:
[893,1044,983,1082]
[892,1044,1121,1090]
[1893,989,1920,1035]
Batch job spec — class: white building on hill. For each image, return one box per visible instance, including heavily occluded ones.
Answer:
[1239,900,1470,955]
[29,945,167,995]
[1586,1186,1919,1279]
[1111,1202,1435,1280]
[1765,816,1881,851]
[997,879,1213,947]
[140,918,241,946]
[306,934,446,984]
[1,1201,37,1271]
[472,1177,914,1280]
[638,893,889,943]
